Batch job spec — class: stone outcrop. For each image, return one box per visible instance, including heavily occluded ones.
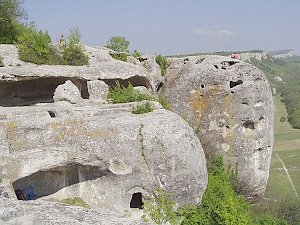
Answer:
[0,102,207,213]
[53,80,82,104]
[236,51,268,62]
[0,45,163,103]
[0,196,152,225]
[272,50,296,58]
[163,55,274,201]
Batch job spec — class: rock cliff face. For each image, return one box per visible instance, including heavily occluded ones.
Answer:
[163,55,274,201]
[0,44,275,223]
[0,44,208,223]
[0,103,207,212]
[236,51,268,62]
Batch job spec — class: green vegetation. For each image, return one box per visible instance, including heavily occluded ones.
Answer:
[158,94,171,110]
[60,28,89,66]
[17,25,88,65]
[0,0,27,44]
[251,57,300,129]
[105,35,129,53]
[110,52,128,62]
[132,101,153,114]
[265,96,300,200]
[155,54,168,76]
[107,81,152,103]
[143,156,289,225]
[180,156,252,225]
[132,49,141,58]
[62,197,89,208]
[17,25,56,64]
[143,188,179,225]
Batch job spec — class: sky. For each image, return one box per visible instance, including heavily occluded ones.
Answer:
[23,0,300,55]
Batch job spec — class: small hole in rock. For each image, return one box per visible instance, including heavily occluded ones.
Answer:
[229,80,243,88]
[48,111,56,118]
[201,84,205,88]
[130,192,143,209]
[243,121,255,130]
[214,65,219,69]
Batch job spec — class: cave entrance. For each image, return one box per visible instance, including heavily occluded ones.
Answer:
[0,77,89,107]
[12,164,109,201]
[130,192,144,209]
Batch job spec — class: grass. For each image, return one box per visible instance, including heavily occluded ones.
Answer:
[132,101,153,114]
[61,197,89,208]
[264,96,300,200]
[107,81,153,103]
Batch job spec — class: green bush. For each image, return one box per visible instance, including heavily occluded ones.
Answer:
[110,52,128,62]
[280,116,287,122]
[105,35,129,52]
[107,81,153,103]
[0,0,27,44]
[17,26,88,66]
[62,197,89,208]
[17,25,56,64]
[180,156,252,225]
[155,54,168,76]
[132,101,153,114]
[61,28,88,66]
[143,188,180,225]
[132,49,141,58]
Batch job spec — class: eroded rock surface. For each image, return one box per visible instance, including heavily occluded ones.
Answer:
[0,103,207,213]
[0,45,163,101]
[0,196,152,225]
[163,55,274,201]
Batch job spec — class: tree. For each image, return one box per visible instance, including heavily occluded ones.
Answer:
[105,35,129,52]
[0,0,27,43]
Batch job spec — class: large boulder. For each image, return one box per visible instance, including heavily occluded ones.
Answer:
[53,80,82,104]
[163,55,274,201]
[0,103,207,213]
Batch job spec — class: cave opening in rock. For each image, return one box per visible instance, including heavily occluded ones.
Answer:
[229,80,243,88]
[47,111,56,118]
[130,192,144,209]
[12,164,110,200]
[243,121,255,130]
[0,77,89,107]
[101,75,151,90]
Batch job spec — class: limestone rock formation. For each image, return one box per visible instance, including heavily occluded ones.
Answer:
[0,103,207,213]
[0,45,163,101]
[53,80,82,104]
[87,80,109,102]
[163,55,274,201]
[0,196,152,225]
[236,51,268,62]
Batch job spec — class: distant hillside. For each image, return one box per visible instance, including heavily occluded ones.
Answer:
[168,49,264,58]
[250,56,300,129]
[269,49,296,59]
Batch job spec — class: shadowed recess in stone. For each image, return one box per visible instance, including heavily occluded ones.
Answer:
[0,77,89,107]
[101,75,151,89]
[12,164,111,200]
[229,80,243,88]
[130,192,143,209]
[243,121,256,130]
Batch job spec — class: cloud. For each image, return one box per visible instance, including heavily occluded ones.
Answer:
[193,29,234,37]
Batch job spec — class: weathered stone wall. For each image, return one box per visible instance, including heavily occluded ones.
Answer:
[0,104,207,212]
[163,55,274,201]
